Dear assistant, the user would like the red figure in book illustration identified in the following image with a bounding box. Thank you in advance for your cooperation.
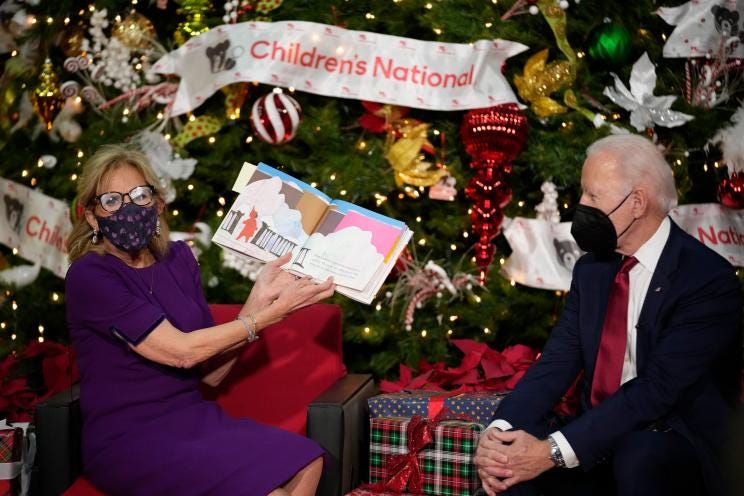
[237,208,258,242]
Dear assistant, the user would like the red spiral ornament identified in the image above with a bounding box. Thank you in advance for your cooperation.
[250,91,302,145]
[460,104,528,282]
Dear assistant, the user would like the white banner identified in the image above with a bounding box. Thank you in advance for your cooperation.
[501,217,581,291]
[657,0,744,58]
[669,203,744,266]
[151,20,528,116]
[0,179,71,278]
[501,204,744,291]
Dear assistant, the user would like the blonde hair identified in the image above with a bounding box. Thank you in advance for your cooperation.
[67,144,170,262]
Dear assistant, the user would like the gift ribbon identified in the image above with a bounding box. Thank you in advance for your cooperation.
[426,391,460,419]
[0,461,21,480]
[364,409,471,494]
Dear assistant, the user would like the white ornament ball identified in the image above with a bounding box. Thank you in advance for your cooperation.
[223,15,230,23]
[250,91,302,145]
[385,291,393,298]
[529,5,539,15]
[405,325,412,331]
[38,154,58,169]
[559,0,569,9]
[207,276,219,287]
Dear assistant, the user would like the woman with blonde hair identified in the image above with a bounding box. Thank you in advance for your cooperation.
[65,144,335,495]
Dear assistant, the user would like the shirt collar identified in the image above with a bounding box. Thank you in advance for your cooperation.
[632,217,670,274]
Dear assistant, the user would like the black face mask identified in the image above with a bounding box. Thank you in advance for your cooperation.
[570,191,636,254]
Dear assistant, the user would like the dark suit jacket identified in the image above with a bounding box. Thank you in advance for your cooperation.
[494,220,742,496]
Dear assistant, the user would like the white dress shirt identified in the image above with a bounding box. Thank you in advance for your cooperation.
[488,218,671,468]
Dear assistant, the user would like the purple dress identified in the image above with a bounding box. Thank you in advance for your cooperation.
[65,241,323,495]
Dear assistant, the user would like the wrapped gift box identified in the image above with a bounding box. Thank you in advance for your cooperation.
[369,416,483,496]
[368,390,505,427]
[0,425,23,496]
[345,488,416,496]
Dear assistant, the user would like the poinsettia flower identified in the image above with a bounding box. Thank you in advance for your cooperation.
[358,101,410,133]
[603,52,694,131]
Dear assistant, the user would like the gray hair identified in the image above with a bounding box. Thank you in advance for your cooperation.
[586,134,677,213]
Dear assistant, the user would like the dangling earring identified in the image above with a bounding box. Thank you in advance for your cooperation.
[155,218,161,237]
[91,229,99,244]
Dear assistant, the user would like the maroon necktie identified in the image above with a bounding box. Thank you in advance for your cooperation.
[590,256,639,407]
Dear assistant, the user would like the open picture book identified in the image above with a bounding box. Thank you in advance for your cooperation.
[213,162,413,304]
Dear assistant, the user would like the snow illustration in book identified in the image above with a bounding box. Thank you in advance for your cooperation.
[297,227,384,291]
[220,175,309,257]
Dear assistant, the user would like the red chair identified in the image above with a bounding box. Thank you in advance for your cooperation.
[35,303,373,496]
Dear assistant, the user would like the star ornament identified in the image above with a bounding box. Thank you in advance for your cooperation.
[603,52,694,132]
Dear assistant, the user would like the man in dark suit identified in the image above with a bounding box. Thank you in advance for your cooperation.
[474,134,741,496]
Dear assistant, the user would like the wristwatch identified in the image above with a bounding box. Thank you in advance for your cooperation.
[547,435,566,468]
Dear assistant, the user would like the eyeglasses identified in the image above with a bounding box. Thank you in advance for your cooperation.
[93,185,156,213]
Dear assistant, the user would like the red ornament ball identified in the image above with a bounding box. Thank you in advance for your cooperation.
[718,171,744,209]
[460,103,529,162]
[250,91,302,145]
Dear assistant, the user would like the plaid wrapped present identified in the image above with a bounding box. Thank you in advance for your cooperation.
[0,426,23,496]
[368,390,505,427]
[368,416,483,496]
[345,488,417,496]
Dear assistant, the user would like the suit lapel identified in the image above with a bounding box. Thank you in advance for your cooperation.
[636,220,684,372]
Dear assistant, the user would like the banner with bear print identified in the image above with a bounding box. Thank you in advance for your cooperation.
[501,204,743,291]
[657,0,744,58]
[0,178,71,278]
[500,217,581,291]
[150,20,528,116]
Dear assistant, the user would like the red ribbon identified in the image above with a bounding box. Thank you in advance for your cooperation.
[426,391,459,419]
[364,409,470,494]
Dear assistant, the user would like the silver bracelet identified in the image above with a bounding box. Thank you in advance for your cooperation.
[235,314,259,343]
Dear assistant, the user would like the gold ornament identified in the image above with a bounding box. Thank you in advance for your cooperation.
[385,121,447,187]
[32,58,63,131]
[60,24,86,56]
[174,0,211,46]
[514,49,574,118]
[112,12,157,50]
[222,83,250,120]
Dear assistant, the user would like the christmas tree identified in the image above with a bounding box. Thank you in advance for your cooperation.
[0,0,742,406]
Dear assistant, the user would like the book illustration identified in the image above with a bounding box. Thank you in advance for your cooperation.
[214,162,412,304]
[237,208,258,242]
[288,203,406,290]
[218,171,329,257]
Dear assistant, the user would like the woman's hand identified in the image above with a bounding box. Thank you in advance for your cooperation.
[266,274,335,324]
[242,253,336,324]
[242,253,296,312]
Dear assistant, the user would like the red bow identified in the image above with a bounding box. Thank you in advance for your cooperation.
[363,409,471,494]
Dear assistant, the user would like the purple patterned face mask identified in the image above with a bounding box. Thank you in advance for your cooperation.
[95,203,158,252]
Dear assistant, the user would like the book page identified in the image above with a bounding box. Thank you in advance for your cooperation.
[289,202,406,291]
[213,163,330,262]
[334,227,413,304]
